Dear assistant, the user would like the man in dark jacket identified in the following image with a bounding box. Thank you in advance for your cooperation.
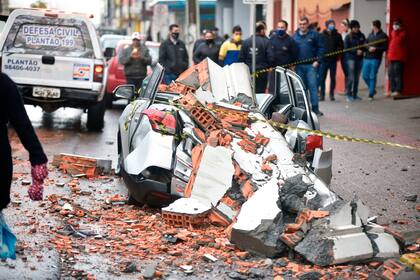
[159,24,189,84]
[119,32,152,91]
[362,20,388,100]
[1,73,48,211]
[267,20,298,93]
[293,17,325,115]
[193,30,221,64]
[239,23,270,93]
[318,19,343,101]
[344,20,366,101]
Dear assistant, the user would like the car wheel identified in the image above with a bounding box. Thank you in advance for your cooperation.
[87,98,105,131]
[127,194,144,207]
[104,93,113,109]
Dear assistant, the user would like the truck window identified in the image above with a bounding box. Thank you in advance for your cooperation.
[2,14,94,58]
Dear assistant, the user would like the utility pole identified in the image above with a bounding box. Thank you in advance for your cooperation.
[251,3,256,101]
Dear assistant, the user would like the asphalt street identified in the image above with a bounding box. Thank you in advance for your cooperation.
[1,91,419,279]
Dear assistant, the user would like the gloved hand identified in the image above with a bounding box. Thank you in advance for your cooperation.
[29,163,48,201]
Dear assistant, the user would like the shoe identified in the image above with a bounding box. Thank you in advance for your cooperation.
[314,110,324,116]
[319,96,325,101]
[346,96,354,102]
[354,96,362,101]
[368,97,374,101]
[391,91,401,97]
[330,96,335,101]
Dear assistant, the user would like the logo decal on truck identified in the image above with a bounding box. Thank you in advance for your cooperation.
[73,63,90,81]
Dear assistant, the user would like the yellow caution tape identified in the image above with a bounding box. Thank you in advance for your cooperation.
[252,38,388,77]
[154,99,420,151]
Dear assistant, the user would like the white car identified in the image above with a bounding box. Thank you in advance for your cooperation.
[0,9,108,131]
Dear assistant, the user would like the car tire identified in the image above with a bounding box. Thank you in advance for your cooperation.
[127,195,144,207]
[87,98,105,131]
[104,93,113,109]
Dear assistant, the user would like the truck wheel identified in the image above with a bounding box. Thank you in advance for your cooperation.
[87,99,105,131]
[104,93,113,109]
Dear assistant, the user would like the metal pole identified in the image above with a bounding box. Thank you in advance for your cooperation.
[251,3,257,103]
[196,0,201,39]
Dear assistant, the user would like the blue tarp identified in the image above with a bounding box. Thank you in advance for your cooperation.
[0,212,17,260]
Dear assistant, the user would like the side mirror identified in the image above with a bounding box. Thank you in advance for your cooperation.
[104,47,115,59]
[113,85,135,100]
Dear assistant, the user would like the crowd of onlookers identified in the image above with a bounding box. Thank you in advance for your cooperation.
[120,17,408,116]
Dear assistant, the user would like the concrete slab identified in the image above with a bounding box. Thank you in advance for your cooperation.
[331,232,374,264]
[368,232,400,260]
[190,146,235,208]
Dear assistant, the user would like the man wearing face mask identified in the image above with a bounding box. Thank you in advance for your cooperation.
[362,20,388,101]
[267,20,298,94]
[239,23,270,93]
[193,30,221,64]
[293,17,325,116]
[318,19,343,101]
[219,25,242,66]
[159,24,189,84]
[387,18,407,97]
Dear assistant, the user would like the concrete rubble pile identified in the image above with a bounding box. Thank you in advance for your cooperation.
[160,58,401,266]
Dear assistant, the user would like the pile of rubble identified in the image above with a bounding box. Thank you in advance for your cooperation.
[159,58,402,266]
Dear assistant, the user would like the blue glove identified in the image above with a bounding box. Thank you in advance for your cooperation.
[0,212,17,260]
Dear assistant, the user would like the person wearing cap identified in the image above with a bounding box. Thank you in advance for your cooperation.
[211,27,224,45]
[159,24,189,84]
[343,20,366,102]
[193,30,221,64]
[293,16,325,116]
[362,20,388,101]
[192,29,208,55]
[387,18,407,97]
[318,19,343,101]
[119,32,152,91]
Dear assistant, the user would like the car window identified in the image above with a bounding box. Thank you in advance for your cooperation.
[289,75,307,110]
[2,14,94,58]
[274,68,292,105]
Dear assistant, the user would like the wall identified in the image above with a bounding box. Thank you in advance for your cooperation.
[389,0,420,96]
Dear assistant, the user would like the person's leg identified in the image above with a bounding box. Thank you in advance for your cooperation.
[329,61,337,100]
[394,61,404,93]
[268,71,275,94]
[353,59,363,99]
[362,59,372,96]
[388,61,396,93]
[307,65,320,113]
[0,157,13,211]
[318,62,328,100]
[346,59,355,101]
[370,59,380,97]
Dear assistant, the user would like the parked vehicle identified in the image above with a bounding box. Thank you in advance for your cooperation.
[105,40,160,107]
[0,9,107,131]
[116,61,332,207]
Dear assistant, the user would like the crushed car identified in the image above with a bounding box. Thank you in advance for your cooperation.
[115,59,400,265]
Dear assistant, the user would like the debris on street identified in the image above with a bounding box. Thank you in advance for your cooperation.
[52,153,112,178]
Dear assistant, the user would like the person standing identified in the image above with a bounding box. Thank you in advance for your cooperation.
[212,27,224,45]
[362,20,388,100]
[387,18,407,97]
[219,25,242,66]
[193,30,221,64]
[239,23,270,93]
[159,24,189,85]
[192,29,207,55]
[344,20,366,102]
[293,17,325,116]
[340,19,350,90]
[318,19,343,101]
[118,32,152,91]
[267,20,298,93]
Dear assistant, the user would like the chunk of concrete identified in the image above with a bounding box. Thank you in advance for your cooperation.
[327,200,362,232]
[367,232,400,260]
[162,198,210,215]
[190,146,234,208]
[311,148,332,185]
[230,181,285,257]
[331,232,373,264]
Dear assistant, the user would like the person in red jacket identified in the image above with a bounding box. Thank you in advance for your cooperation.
[387,18,408,97]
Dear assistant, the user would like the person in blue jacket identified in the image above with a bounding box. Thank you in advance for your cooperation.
[267,20,298,94]
[293,17,325,116]
[343,20,366,102]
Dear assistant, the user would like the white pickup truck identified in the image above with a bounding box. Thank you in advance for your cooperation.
[0,9,107,131]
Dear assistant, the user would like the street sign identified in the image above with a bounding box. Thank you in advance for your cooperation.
[243,0,267,4]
